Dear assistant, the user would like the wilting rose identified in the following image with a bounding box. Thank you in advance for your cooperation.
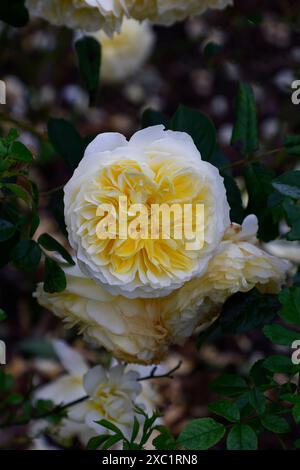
[91,18,155,83]
[26,0,233,34]
[34,216,290,364]
[64,126,230,298]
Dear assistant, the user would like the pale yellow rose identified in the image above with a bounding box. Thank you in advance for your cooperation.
[34,216,290,365]
[26,0,123,35]
[26,0,233,34]
[64,126,230,299]
[34,263,202,364]
[91,18,155,83]
[168,215,291,327]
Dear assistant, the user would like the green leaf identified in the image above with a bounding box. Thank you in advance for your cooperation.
[75,36,101,105]
[203,42,222,59]
[248,389,266,415]
[247,12,263,26]
[284,135,300,156]
[209,400,240,422]
[0,1,29,28]
[87,435,110,450]
[278,287,300,326]
[130,417,140,443]
[272,171,300,200]
[244,163,278,241]
[4,183,32,205]
[280,393,300,405]
[0,309,6,322]
[102,434,124,450]
[17,339,56,359]
[6,128,19,144]
[0,219,16,242]
[153,426,177,450]
[35,399,56,417]
[141,109,170,129]
[47,118,85,171]
[221,173,244,224]
[294,438,300,449]
[263,355,297,375]
[282,200,300,241]
[231,83,258,156]
[96,419,123,436]
[249,360,272,388]
[198,289,279,347]
[0,370,13,392]
[227,424,258,450]
[10,141,33,163]
[6,393,23,405]
[12,240,42,272]
[263,324,300,346]
[292,404,300,424]
[44,257,67,293]
[177,418,225,450]
[210,374,248,397]
[49,190,67,237]
[170,105,216,161]
[261,414,290,434]
[38,233,74,265]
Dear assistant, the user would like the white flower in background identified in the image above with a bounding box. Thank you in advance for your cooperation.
[68,364,142,440]
[34,221,289,364]
[32,339,93,445]
[34,339,88,404]
[91,19,155,83]
[31,341,156,445]
[26,0,233,34]
[64,126,230,298]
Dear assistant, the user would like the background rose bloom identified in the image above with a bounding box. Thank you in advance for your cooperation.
[64,126,230,298]
[31,341,156,446]
[25,0,123,34]
[91,18,155,83]
[26,0,233,34]
[34,216,290,365]
[68,364,142,440]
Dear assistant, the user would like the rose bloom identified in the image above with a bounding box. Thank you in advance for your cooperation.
[64,126,230,298]
[26,0,233,34]
[91,18,155,83]
[31,341,154,445]
[68,364,142,440]
[34,216,290,364]
[25,0,123,35]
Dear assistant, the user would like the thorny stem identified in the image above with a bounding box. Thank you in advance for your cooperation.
[137,361,182,382]
[41,184,65,197]
[221,147,283,171]
[0,395,89,429]
[0,363,182,429]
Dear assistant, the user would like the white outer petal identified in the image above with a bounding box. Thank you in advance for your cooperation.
[52,339,88,376]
